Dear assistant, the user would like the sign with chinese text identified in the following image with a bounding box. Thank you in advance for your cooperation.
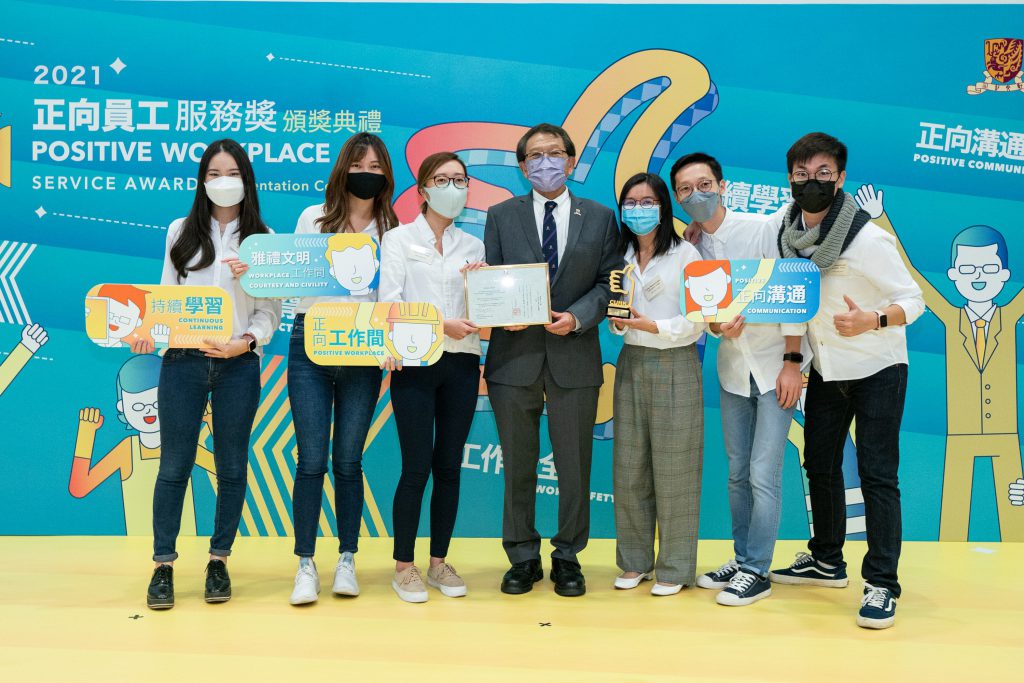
[682,259,820,324]
[85,284,232,348]
[239,233,380,298]
[304,302,444,366]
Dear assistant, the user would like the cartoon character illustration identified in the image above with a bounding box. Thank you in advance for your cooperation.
[326,234,380,296]
[0,323,48,397]
[856,184,1024,540]
[70,354,216,535]
[86,284,149,348]
[385,302,440,367]
[684,260,733,321]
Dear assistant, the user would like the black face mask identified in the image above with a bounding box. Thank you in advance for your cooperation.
[346,172,387,200]
[791,180,836,214]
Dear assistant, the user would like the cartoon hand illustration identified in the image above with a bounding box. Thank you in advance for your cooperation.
[78,407,104,431]
[151,323,170,344]
[1010,478,1024,506]
[21,323,49,354]
[854,184,885,220]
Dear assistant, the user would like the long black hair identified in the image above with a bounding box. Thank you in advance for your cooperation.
[170,139,268,281]
[617,172,680,259]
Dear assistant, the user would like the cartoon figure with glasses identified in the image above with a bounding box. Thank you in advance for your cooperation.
[855,184,1024,540]
[70,354,216,535]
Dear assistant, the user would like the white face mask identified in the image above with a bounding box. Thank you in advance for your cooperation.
[424,184,468,220]
[205,176,245,208]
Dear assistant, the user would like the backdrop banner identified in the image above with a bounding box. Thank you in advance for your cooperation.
[2,1,1023,543]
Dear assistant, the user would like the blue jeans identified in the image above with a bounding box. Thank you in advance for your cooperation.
[289,314,382,557]
[804,364,907,597]
[719,375,794,577]
[152,348,261,562]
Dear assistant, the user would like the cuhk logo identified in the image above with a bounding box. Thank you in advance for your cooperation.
[967,38,1024,95]
[0,126,9,187]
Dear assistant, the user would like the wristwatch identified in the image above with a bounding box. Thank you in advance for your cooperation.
[242,333,257,352]
[876,311,888,329]
[782,352,803,364]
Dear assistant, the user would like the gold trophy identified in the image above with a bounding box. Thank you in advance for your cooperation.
[606,263,636,319]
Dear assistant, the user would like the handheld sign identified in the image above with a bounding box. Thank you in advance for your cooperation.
[85,284,233,348]
[305,301,444,367]
[239,233,380,298]
[682,258,820,324]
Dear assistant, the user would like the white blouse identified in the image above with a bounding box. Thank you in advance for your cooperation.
[379,214,486,356]
[610,240,706,349]
[294,203,381,314]
[161,217,281,355]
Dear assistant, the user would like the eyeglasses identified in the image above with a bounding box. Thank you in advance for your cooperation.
[525,150,568,162]
[958,264,1001,275]
[109,314,134,325]
[791,168,837,183]
[674,178,715,198]
[131,401,158,412]
[431,175,469,189]
[622,199,659,210]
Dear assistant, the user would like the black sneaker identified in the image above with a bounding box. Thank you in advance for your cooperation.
[716,570,772,606]
[147,564,174,610]
[769,552,848,587]
[857,583,897,629]
[696,559,739,590]
[205,559,232,603]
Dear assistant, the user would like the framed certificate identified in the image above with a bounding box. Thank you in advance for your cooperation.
[464,263,552,328]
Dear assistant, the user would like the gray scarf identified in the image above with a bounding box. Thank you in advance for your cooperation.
[777,191,869,271]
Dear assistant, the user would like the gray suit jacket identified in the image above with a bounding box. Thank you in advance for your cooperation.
[483,191,622,389]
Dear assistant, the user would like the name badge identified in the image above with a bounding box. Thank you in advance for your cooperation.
[828,260,850,276]
[643,276,665,300]
[408,245,434,264]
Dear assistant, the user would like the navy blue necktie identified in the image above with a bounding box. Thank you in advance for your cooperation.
[542,200,558,277]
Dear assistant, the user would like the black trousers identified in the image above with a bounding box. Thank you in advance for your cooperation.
[390,352,480,562]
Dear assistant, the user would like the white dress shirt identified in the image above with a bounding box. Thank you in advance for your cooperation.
[697,209,811,397]
[294,203,380,314]
[609,240,705,349]
[379,213,486,356]
[795,217,925,381]
[966,303,996,344]
[161,217,281,355]
[532,188,571,263]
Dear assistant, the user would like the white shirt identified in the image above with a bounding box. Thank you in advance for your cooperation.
[294,203,380,314]
[795,218,925,381]
[965,303,996,343]
[697,209,811,397]
[379,213,486,356]
[609,240,705,349]
[532,188,571,263]
[161,217,281,355]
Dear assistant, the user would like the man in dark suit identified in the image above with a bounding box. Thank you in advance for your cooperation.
[484,123,622,597]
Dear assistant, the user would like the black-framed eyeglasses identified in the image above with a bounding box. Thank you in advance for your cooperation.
[791,168,837,184]
[622,199,659,210]
[675,178,715,198]
[431,175,469,189]
[525,150,568,162]
[958,264,1001,275]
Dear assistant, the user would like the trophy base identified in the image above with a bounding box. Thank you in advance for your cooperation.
[606,307,631,319]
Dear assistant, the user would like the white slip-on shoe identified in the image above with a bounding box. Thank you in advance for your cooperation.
[650,582,683,596]
[614,572,653,590]
[290,561,320,605]
[333,552,359,596]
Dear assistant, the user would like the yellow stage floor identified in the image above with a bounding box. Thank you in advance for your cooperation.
[0,537,1019,682]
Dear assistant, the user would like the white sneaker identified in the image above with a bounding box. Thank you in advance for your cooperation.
[650,582,683,596]
[392,565,428,603]
[614,572,653,590]
[289,561,320,605]
[332,552,359,596]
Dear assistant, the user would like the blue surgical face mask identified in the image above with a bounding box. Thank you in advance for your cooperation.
[681,190,720,223]
[622,207,660,235]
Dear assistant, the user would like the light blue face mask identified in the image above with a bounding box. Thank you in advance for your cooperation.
[681,190,720,223]
[622,207,660,235]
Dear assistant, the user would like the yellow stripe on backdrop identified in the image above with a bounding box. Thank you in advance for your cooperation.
[242,357,288,536]
[360,373,393,538]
